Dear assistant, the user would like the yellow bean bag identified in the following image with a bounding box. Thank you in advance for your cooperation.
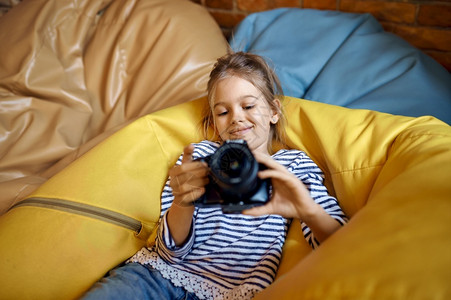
[0,97,450,299]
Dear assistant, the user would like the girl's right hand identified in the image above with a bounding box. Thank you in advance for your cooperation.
[169,144,209,208]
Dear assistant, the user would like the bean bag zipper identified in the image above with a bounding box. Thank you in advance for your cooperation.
[9,197,142,234]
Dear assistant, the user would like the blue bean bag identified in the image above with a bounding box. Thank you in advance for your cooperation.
[230,8,451,124]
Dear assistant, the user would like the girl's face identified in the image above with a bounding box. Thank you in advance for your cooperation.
[212,76,279,155]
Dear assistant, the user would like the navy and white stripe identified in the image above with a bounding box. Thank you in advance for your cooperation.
[129,140,347,299]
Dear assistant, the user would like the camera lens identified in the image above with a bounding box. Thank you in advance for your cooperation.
[209,140,259,200]
[219,149,248,179]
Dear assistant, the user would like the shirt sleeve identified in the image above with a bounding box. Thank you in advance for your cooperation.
[154,210,196,264]
[291,152,348,249]
[154,141,218,264]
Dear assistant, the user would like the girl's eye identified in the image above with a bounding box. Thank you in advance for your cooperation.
[244,105,255,110]
[216,111,228,116]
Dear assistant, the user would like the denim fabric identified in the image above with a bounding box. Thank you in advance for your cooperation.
[81,263,199,300]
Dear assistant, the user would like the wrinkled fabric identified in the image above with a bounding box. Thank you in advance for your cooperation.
[0,0,228,214]
[230,8,451,124]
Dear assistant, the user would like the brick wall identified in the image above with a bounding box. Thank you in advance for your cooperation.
[2,0,449,71]
[194,0,451,72]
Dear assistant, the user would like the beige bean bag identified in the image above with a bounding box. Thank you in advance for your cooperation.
[0,0,228,214]
[1,97,450,299]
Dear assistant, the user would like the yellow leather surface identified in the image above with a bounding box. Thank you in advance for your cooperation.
[260,98,451,299]
[0,98,206,300]
[2,96,449,299]
[0,207,144,299]
[2,0,449,298]
[0,114,167,299]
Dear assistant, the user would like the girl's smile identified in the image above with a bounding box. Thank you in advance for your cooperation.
[228,125,253,136]
[212,76,279,155]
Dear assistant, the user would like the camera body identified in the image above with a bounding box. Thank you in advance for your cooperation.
[194,140,271,213]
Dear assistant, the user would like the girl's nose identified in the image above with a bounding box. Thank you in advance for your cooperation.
[230,109,244,123]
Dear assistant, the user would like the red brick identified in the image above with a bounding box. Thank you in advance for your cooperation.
[383,23,451,52]
[206,0,233,10]
[303,0,336,10]
[209,11,247,28]
[274,0,301,8]
[237,0,271,12]
[340,0,416,24]
[425,50,451,72]
[418,4,451,27]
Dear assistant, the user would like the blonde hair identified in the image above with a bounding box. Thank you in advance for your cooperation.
[202,51,287,154]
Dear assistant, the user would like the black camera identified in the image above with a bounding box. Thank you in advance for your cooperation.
[194,140,271,213]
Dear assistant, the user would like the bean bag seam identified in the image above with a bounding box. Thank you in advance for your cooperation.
[143,116,170,169]
[331,164,384,175]
[403,133,451,139]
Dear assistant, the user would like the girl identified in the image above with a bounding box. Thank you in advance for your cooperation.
[83,52,347,300]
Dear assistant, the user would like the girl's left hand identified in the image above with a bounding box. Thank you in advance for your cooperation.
[242,152,320,220]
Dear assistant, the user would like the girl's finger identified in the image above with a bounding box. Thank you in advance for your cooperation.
[242,203,273,216]
[258,169,286,181]
[172,177,209,195]
[169,160,208,179]
[182,144,195,164]
[174,187,206,205]
[253,152,286,171]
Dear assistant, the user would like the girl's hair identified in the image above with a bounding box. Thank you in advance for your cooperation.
[202,51,286,154]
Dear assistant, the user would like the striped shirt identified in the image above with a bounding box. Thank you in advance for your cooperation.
[129,140,347,299]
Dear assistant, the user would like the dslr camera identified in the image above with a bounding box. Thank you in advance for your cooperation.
[194,140,271,213]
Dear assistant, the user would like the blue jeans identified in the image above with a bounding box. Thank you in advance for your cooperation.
[82,263,200,300]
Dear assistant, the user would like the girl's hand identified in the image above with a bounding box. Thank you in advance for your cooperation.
[169,144,209,208]
[167,144,209,246]
[242,152,320,220]
[243,152,342,243]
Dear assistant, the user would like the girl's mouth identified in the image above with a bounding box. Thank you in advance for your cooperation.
[229,126,253,136]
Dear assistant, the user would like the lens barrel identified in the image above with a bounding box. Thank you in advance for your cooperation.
[209,140,259,200]
[193,140,270,213]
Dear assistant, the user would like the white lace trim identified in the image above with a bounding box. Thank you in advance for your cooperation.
[128,248,263,300]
